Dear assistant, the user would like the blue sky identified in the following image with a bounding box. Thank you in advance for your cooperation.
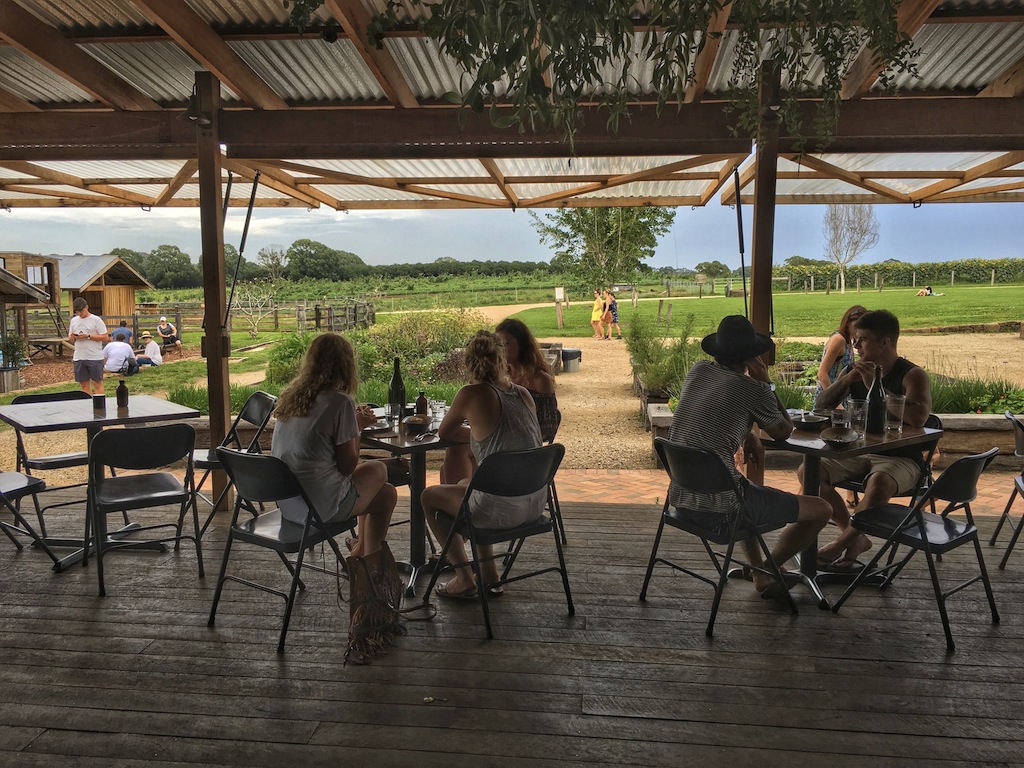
[2,200,1021,271]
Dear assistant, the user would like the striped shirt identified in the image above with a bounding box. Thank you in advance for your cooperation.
[667,360,787,516]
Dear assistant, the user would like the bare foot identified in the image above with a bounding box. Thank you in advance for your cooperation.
[844,533,873,564]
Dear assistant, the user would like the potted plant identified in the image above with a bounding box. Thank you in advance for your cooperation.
[0,331,28,393]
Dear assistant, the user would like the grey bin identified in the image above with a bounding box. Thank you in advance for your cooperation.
[561,348,582,373]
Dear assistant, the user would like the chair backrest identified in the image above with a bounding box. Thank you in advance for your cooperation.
[465,444,565,499]
[1006,411,1024,458]
[216,447,308,506]
[222,391,277,452]
[921,447,998,507]
[90,423,196,473]
[12,390,92,405]
[654,437,745,500]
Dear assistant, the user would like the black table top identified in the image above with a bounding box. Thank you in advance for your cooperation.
[765,425,942,460]
[0,394,200,433]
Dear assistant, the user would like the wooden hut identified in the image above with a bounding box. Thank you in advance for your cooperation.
[53,254,152,319]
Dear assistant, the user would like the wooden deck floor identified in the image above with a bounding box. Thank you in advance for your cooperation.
[1,485,1023,767]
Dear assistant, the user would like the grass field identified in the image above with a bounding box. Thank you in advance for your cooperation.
[514,284,1024,338]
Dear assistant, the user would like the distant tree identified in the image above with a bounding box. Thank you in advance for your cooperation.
[146,245,201,289]
[231,279,278,339]
[784,254,829,268]
[693,260,731,279]
[286,239,367,281]
[823,204,880,293]
[110,247,147,277]
[257,245,288,281]
[530,207,675,287]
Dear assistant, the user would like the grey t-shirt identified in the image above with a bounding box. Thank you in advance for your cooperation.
[271,390,359,524]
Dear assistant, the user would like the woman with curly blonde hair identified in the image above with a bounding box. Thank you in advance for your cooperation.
[424,330,544,599]
[272,333,395,557]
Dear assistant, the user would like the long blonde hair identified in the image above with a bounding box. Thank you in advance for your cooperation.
[274,333,357,420]
[463,330,507,384]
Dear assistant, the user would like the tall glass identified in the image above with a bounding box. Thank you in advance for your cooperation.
[847,398,868,437]
[885,393,906,434]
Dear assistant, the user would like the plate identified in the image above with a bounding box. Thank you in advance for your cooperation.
[821,427,858,446]
[792,414,829,432]
[362,421,392,433]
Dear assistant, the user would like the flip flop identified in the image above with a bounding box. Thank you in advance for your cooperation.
[758,573,802,600]
[436,581,479,601]
[819,557,864,573]
[487,585,504,597]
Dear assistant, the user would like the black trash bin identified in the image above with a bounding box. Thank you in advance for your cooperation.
[561,348,582,373]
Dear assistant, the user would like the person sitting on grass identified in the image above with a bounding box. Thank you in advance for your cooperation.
[136,331,162,367]
[110,320,133,345]
[102,338,139,376]
[157,316,183,351]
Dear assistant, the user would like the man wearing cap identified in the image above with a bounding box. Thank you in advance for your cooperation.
[136,331,162,367]
[157,316,182,351]
[666,315,831,597]
[68,297,107,395]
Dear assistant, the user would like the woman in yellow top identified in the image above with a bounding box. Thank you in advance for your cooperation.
[590,289,605,338]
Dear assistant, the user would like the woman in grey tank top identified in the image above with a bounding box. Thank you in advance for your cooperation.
[422,331,545,600]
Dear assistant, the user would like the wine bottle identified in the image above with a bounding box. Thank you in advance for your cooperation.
[115,378,129,408]
[415,390,428,416]
[387,357,406,421]
[865,364,886,435]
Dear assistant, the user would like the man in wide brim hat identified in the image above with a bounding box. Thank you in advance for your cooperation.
[700,315,774,363]
[664,314,831,599]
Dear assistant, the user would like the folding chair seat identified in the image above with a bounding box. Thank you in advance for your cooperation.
[831,447,1000,652]
[12,390,93,536]
[193,391,277,538]
[85,423,204,596]
[422,443,573,639]
[208,447,355,653]
[640,438,797,638]
[839,413,943,512]
[0,471,59,564]
[990,411,1024,569]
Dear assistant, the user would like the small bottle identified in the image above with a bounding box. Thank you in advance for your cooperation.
[865,364,886,435]
[415,390,428,416]
[116,378,129,408]
[387,357,406,422]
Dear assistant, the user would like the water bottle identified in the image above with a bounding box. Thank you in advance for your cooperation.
[116,378,129,408]
[387,357,406,424]
[865,364,886,435]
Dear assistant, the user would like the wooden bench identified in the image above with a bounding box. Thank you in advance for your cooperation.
[647,403,673,468]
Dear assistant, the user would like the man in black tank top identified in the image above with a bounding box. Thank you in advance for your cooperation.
[813,310,933,569]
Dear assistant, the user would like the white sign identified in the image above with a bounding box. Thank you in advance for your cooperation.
[694,273,707,284]
[554,287,565,302]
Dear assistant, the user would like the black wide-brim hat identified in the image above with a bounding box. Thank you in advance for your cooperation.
[701,315,773,362]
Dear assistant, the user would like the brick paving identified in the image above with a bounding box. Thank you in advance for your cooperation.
[403,467,1019,518]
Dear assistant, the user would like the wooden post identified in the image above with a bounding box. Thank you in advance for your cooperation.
[991,269,996,285]
[657,299,664,321]
[195,70,231,509]
[912,271,916,287]
[951,270,955,285]
[856,277,861,292]
[555,301,564,330]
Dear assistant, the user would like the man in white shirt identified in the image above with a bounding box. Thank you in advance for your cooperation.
[136,331,162,367]
[103,339,138,376]
[68,297,107,394]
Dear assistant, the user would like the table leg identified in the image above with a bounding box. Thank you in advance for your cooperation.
[797,456,830,610]
[398,451,434,597]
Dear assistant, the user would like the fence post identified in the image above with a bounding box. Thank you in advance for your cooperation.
[873,272,878,288]
[314,304,322,330]
[991,269,996,285]
[810,275,815,292]
[951,270,955,286]
[657,299,664,321]
[856,277,861,292]
[912,271,916,287]
[787,276,791,291]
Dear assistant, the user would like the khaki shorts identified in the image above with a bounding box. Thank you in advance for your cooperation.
[821,454,922,495]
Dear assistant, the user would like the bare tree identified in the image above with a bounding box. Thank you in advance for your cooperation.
[257,246,287,281]
[823,205,879,293]
[232,279,278,339]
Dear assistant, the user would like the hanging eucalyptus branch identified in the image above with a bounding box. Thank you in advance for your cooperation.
[285,0,918,149]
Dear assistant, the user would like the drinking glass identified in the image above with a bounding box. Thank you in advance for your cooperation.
[847,398,868,437]
[831,408,850,430]
[885,393,906,434]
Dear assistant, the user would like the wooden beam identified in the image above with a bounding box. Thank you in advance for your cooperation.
[840,0,943,100]
[926,179,1024,201]
[132,0,288,111]
[719,160,756,204]
[0,88,40,113]
[749,61,780,345]
[154,160,197,206]
[194,71,230,508]
[0,160,156,205]
[979,54,1024,98]
[913,151,1024,201]
[479,159,520,208]
[784,154,911,202]
[0,2,160,110]
[685,3,732,104]
[323,0,420,109]
[222,158,328,209]
[0,184,136,204]
[699,156,742,205]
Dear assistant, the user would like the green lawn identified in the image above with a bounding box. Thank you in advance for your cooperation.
[514,284,1024,339]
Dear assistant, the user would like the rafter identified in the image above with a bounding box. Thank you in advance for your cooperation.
[913,151,1024,201]
[979,54,1024,98]
[237,159,347,210]
[840,0,943,100]
[132,0,287,110]
[0,184,140,205]
[783,154,910,202]
[0,88,40,113]
[155,159,197,206]
[685,3,732,104]
[323,0,419,108]
[719,160,757,204]
[479,159,520,208]
[0,160,156,205]
[927,179,1024,201]
[0,2,159,111]
[699,156,742,205]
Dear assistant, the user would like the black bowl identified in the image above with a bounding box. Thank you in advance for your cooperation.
[792,413,829,432]
[821,427,858,447]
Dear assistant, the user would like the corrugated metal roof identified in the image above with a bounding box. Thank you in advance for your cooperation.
[53,254,152,289]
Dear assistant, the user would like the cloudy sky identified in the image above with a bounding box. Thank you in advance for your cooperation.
[3,199,1022,271]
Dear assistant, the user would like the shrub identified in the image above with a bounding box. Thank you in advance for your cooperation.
[166,384,282,415]
[265,330,315,385]
[628,313,707,395]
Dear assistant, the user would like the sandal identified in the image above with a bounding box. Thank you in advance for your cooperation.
[436,581,479,601]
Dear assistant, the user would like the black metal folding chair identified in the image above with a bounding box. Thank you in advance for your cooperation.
[831,447,1000,652]
[193,390,277,538]
[85,423,204,596]
[208,447,355,653]
[640,438,797,637]
[991,410,1024,569]
[0,471,58,564]
[421,444,573,639]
